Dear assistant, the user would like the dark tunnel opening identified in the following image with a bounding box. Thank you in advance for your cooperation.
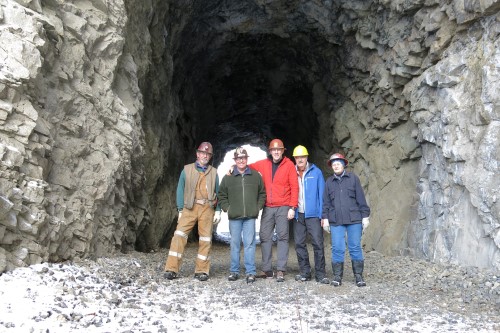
[138,2,346,252]
[172,30,340,166]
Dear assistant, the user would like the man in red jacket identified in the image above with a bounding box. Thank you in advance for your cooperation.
[251,139,299,282]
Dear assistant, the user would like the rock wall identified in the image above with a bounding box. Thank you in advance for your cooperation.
[0,0,154,271]
[0,0,499,273]
[329,1,500,268]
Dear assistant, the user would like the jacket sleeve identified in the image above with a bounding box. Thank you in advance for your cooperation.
[317,170,325,219]
[321,179,331,219]
[354,174,370,218]
[218,176,229,212]
[257,174,267,210]
[176,170,186,210]
[248,160,257,172]
[249,160,264,174]
[214,173,221,212]
[288,163,299,207]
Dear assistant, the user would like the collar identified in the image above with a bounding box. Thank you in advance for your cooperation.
[195,161,208,172]
[333,170,346,180]
[296,162,310,172]
[232,166,251,176]
[269,156,283,165]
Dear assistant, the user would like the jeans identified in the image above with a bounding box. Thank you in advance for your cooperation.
[330,223,363,263]
[229,218,257,275]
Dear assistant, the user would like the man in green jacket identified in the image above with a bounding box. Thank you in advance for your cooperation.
[218,147,266,283]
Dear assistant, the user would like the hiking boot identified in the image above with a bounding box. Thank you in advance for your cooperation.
[276,271,285,282]
[295,273,312,282]
[228,273,239,281]
[164,271,177,280]
[316,277,330,284]
[246,274,256,283]
[194,273,209,281]
[257,271,274,279]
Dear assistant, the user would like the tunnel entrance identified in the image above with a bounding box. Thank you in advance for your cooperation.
[139,2,344,252]
[168,11,341,165]
[140,1,371,254]
[137,0,500,271]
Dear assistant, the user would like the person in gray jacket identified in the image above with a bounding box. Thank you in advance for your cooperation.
[218,147,267,283]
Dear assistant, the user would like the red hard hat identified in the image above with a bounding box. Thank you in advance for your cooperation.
[197,142,213,154]
[327,153,349,166]
[268,138,285,150]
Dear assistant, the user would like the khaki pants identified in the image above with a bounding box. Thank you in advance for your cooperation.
[164,204,215,274]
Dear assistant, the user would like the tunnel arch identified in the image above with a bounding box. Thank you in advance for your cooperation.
[139,3,349,251]
[135,1,499,271]
[139,1,410,255]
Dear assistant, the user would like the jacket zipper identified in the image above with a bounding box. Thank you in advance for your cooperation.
[241,175,246,217]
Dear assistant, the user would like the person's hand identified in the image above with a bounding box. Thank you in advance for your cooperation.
[213,211,221,225]
[362,217,370,231]
[322,219,330,233]
[177,211,182,223]
[226,165,235,176]
[287,208,295,220]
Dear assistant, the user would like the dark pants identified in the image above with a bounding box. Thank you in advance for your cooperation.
[293,213,326,279]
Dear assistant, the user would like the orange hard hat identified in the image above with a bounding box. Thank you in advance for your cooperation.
[327,153,348,166]
[268,139,285,150]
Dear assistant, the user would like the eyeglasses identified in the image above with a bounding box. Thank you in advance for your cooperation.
[234,157,247,162]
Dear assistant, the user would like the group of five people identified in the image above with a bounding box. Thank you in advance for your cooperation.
[163,139,370,287]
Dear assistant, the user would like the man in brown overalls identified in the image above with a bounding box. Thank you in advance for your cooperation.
[164,142,221,281]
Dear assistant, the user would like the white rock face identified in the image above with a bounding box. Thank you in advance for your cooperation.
[0,0,499,272]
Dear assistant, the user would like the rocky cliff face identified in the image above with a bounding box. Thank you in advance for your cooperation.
[0,0,499,272]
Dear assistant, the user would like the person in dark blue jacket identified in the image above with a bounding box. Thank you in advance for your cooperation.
[292,145,329,284]
[322,153,370,287]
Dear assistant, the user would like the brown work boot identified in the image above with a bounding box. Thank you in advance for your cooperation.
[257,271,274,279]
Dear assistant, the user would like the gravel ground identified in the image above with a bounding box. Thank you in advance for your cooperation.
[0,241,499,333]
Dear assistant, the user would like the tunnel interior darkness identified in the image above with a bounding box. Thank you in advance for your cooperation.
[171,21,341,166]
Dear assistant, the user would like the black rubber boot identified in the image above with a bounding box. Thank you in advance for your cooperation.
[352,260,366,287]
[331,262,343,287]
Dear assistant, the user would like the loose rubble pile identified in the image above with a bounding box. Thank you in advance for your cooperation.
[0,243,498,332]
